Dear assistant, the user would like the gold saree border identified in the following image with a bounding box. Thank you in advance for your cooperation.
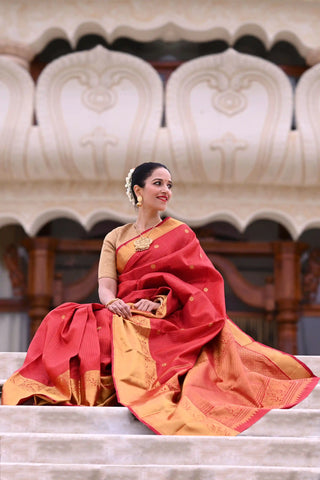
[112,313,318,436]
[2,369,115,406]
[227,319,314,379]
[116,217,183,274]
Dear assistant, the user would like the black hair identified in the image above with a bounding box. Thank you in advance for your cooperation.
[131,162,170,204]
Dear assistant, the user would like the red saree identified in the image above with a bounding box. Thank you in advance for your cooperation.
[2,217,319,436]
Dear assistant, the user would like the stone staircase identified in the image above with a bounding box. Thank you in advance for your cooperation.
[0,353,319,479]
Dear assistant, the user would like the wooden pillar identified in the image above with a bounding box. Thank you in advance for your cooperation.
[273,242,305,354]
[24,237,57,340]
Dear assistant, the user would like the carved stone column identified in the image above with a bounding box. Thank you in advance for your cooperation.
[273,242,306,354]
[24,237,57,339]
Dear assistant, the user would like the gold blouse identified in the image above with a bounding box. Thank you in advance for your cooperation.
[98,224,136,280]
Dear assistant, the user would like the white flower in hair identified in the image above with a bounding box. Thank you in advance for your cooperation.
[125,168,135,205]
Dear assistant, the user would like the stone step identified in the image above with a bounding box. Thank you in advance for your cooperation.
[1,463,320,480]
[1,433,319,467]
[297,356,320,376]
[1,405,320,437]
[292,384,320,409]
[0,352,26,385]
[0,406,152,436]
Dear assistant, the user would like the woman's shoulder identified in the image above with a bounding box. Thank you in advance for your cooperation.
[166,217,193,231]
[103,223,134,243]
[163,217,197,240]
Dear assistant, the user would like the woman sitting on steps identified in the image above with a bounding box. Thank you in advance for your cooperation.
[2,162,319,436]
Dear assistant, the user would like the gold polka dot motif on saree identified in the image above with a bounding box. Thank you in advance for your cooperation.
[150,264,156,270]
[204,287,208,292]
[189,296,194,302]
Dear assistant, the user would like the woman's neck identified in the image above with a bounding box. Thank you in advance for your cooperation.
[135,211,162,231]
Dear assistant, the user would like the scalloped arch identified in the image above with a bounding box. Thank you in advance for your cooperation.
[0,216,28,234]
[243,210,299,239]
[297,219,320,239]
[71,22,110,48]
[24,15,314,62]
[31,27,72,53]
[30,21,311,59]
[1,208,320,241]
[27,208,86,237]
[84,209,135,232]
[167,209,244,233]
[233,24,270,48]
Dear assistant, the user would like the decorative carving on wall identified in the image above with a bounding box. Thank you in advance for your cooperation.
[166,49,293,185]
[210,133,247,183]
[35,45,163,180]
[81,76,119,113]
[81,127,118,177]
[213,89,247,117]
[0,46,319,238]
[0,58,34,181]
[296,62,320,184]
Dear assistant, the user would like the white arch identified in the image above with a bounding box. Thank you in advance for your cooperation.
[243,210,299,239]
[84,209,136,232]
[27,208,86,236]
[0,215,27,234]
[298,219,320,239]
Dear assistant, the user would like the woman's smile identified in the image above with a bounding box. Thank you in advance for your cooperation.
[157,194,168,202]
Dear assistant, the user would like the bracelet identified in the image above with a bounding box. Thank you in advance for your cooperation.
[154,295,164,306]
[105,298,120,307]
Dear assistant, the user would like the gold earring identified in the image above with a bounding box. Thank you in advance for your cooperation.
[136,195,143,207]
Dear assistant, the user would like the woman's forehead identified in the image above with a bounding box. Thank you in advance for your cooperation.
[148,167,172,181]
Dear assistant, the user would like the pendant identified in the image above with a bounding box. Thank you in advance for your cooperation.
[134,236,153,251]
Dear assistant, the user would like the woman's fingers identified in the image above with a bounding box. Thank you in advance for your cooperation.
[107,299,159,318]
[108,300,132,319]
[134,299,159,312]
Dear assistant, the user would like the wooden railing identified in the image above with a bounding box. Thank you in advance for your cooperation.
[4,236,303,354]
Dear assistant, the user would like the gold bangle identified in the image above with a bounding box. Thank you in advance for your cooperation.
[105,298,120,307]
[154,295,164,306]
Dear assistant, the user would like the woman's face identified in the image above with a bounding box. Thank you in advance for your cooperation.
[136,167,173,212]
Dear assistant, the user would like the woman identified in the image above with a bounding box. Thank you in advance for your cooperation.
[2,162,319,436]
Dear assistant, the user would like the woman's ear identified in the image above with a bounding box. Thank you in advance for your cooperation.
[133,185,141,197]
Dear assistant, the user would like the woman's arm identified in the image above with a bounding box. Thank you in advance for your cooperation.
[98,277,132,319]
[98,277,161,317]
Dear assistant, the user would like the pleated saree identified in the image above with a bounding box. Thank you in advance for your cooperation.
[2,217,319,435]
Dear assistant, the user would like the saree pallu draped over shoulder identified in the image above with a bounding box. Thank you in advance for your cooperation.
[2,217,319,436]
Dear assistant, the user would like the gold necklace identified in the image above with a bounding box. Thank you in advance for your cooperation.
[133,221,161,252]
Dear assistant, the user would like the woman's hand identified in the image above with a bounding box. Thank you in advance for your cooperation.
[99,278,131,319]
[134,299,160,313]
[106,298,132,319]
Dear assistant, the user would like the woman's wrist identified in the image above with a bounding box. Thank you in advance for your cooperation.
[105,298,120,307]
